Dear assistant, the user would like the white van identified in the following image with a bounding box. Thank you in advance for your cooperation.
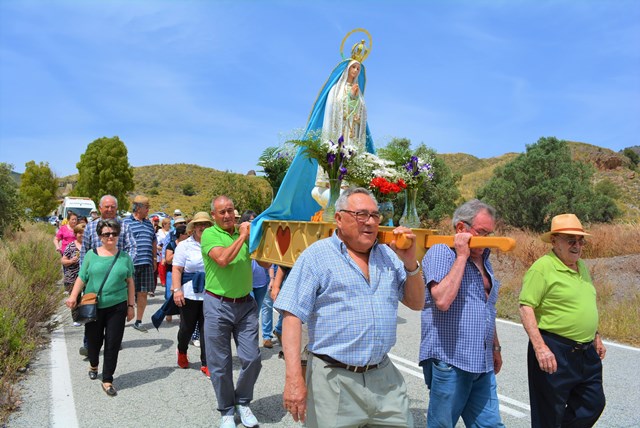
[58,197,97,220]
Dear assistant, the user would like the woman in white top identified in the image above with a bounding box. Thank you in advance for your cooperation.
[172,212,212,378]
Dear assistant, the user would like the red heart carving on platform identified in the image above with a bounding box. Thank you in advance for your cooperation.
[275,226,291,256]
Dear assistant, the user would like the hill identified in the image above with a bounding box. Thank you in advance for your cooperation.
[436,141,639,221]
[59,164,273,217]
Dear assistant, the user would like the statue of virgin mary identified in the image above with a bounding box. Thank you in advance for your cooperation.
[249,36,375,252]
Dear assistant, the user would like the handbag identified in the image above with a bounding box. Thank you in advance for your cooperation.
[73,249,121,324]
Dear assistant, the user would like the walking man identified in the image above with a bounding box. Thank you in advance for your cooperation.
[419,199,505,427]
[123,195,157,332]
[520,213,606,427]
[275,187,426,427]
[201,196,268,428]
[80,194,136,354]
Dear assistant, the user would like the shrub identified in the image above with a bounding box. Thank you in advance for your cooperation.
[0,223,63,421]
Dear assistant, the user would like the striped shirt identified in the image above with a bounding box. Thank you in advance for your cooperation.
[274,232,407,367]
[122,215,156,266]
[419,244,500,374]
[80,217,137,266]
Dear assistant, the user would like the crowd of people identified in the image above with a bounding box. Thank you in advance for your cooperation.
[55,191,606,428]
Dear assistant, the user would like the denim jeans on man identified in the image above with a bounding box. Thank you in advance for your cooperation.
[423,359,504,428]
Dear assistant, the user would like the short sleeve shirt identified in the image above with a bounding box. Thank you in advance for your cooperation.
[200,223,252,298]
[274,232,407,367]
[122,216,155,266]
[79,250,134,309]
[519,251,598,343]
[419,244,500,374]
[173,236,205,300]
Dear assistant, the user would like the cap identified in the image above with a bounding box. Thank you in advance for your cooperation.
[173,216,186,225]
[90,209,98,213]
[174,209,182,215]
[234,209,240,219]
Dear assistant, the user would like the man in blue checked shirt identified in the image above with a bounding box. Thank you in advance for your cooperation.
[275,187,426,428]
[419,199,505,427]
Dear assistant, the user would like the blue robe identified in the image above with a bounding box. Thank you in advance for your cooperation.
[249,59,375,252]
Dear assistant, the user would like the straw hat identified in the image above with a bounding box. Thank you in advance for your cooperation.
[541,213,591,243]
[187,211,213,234]
[173,216,186,225]
[133,195,150,205]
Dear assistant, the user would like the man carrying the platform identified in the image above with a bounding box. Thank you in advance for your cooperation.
[275,187,426,427]
[201,195,270,428]
[419,199,505,427]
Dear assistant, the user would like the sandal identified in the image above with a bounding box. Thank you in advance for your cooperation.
[88,366,98,380]
[101,382,117,396]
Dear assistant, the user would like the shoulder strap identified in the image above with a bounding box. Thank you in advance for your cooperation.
[96,251,121,299]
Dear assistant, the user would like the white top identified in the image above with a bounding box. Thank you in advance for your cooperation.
[172,236,205,301]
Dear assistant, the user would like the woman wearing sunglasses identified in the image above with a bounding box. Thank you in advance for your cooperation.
[66,218,135,397]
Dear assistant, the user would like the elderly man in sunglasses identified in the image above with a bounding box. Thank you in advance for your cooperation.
[519,213,606,427]
[275,187,426,428]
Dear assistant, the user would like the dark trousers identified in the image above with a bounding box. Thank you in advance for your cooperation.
[527,334,606,428]
[85,301,127,383]
[177,299,206,365]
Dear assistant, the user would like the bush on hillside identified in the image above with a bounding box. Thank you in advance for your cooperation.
[477,137,620,232]
[0,163,23,239]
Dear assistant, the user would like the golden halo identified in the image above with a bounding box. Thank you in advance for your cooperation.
[340,28,372,62]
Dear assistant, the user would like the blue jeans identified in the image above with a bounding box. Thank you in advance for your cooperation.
[165,271,173,300]
[423,359,504,428]
[260,289,282,339]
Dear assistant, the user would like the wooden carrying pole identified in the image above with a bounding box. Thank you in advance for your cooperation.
[378,232,516,252]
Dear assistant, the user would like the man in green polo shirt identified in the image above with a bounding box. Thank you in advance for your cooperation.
[519,213,606,427]
[201,195,266,428]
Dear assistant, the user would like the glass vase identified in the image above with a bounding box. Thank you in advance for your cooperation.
[322,178,342,222]
[399,187,420,228]
[378,200,394,227]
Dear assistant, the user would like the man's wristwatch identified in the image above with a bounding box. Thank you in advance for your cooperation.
[493,345,502,352]
[172,288,182,293]
[405,260,421,277]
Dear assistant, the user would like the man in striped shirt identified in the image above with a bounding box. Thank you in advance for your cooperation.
[123,195,157,332]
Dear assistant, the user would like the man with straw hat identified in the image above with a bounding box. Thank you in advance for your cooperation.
[519,213,606,427]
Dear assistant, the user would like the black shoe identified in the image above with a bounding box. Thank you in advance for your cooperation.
[88,367,98,380]
[102,382,117,396]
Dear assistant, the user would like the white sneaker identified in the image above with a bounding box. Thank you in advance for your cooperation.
[219,415,235,428]
[191,339,200,348]
[236,405,258,427]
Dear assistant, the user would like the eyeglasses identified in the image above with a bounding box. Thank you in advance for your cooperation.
[100,232,119,238]
[555,236,588,247]
[463,222,494,237]
[339,209,381,224]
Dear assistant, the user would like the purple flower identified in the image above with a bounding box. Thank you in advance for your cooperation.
[338,135,344,145]
[338,166,348,180]
[327,153,336,168]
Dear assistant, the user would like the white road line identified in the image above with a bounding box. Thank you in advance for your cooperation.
[496,318,640,352]
[50,327,78,428]
[389,353,529,419]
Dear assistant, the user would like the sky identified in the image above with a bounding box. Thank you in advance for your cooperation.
[1,0,638,178]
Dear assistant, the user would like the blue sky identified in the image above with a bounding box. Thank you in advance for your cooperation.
[1,0,638,178]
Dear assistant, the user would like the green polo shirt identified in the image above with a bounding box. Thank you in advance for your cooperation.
[200,223,252,298]
[519,251,598,343]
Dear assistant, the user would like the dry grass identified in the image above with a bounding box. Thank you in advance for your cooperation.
[0,223,63,423]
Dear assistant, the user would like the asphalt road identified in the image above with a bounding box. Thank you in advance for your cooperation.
[8,290,640,428]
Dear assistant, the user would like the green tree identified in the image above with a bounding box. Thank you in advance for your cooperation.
[377,138,461,225]
[257,145,295,197]
[182,183,196,196]
[19,161,59,218]
[75,136,134,206]
[198,173,272,214]
[622,147,639,170]
[0,163,23,237]
[477,136,620,232]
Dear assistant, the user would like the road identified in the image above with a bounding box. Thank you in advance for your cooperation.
[8,292,640,427]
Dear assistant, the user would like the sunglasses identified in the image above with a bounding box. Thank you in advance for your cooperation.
[100,232,119,238]
[555,235,588,247]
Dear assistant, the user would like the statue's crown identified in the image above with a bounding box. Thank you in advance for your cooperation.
[350,39,369,62]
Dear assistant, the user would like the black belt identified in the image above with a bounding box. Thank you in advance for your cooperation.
[312,353,381,373]
[205,290,252,303]
[540,330,593,351]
